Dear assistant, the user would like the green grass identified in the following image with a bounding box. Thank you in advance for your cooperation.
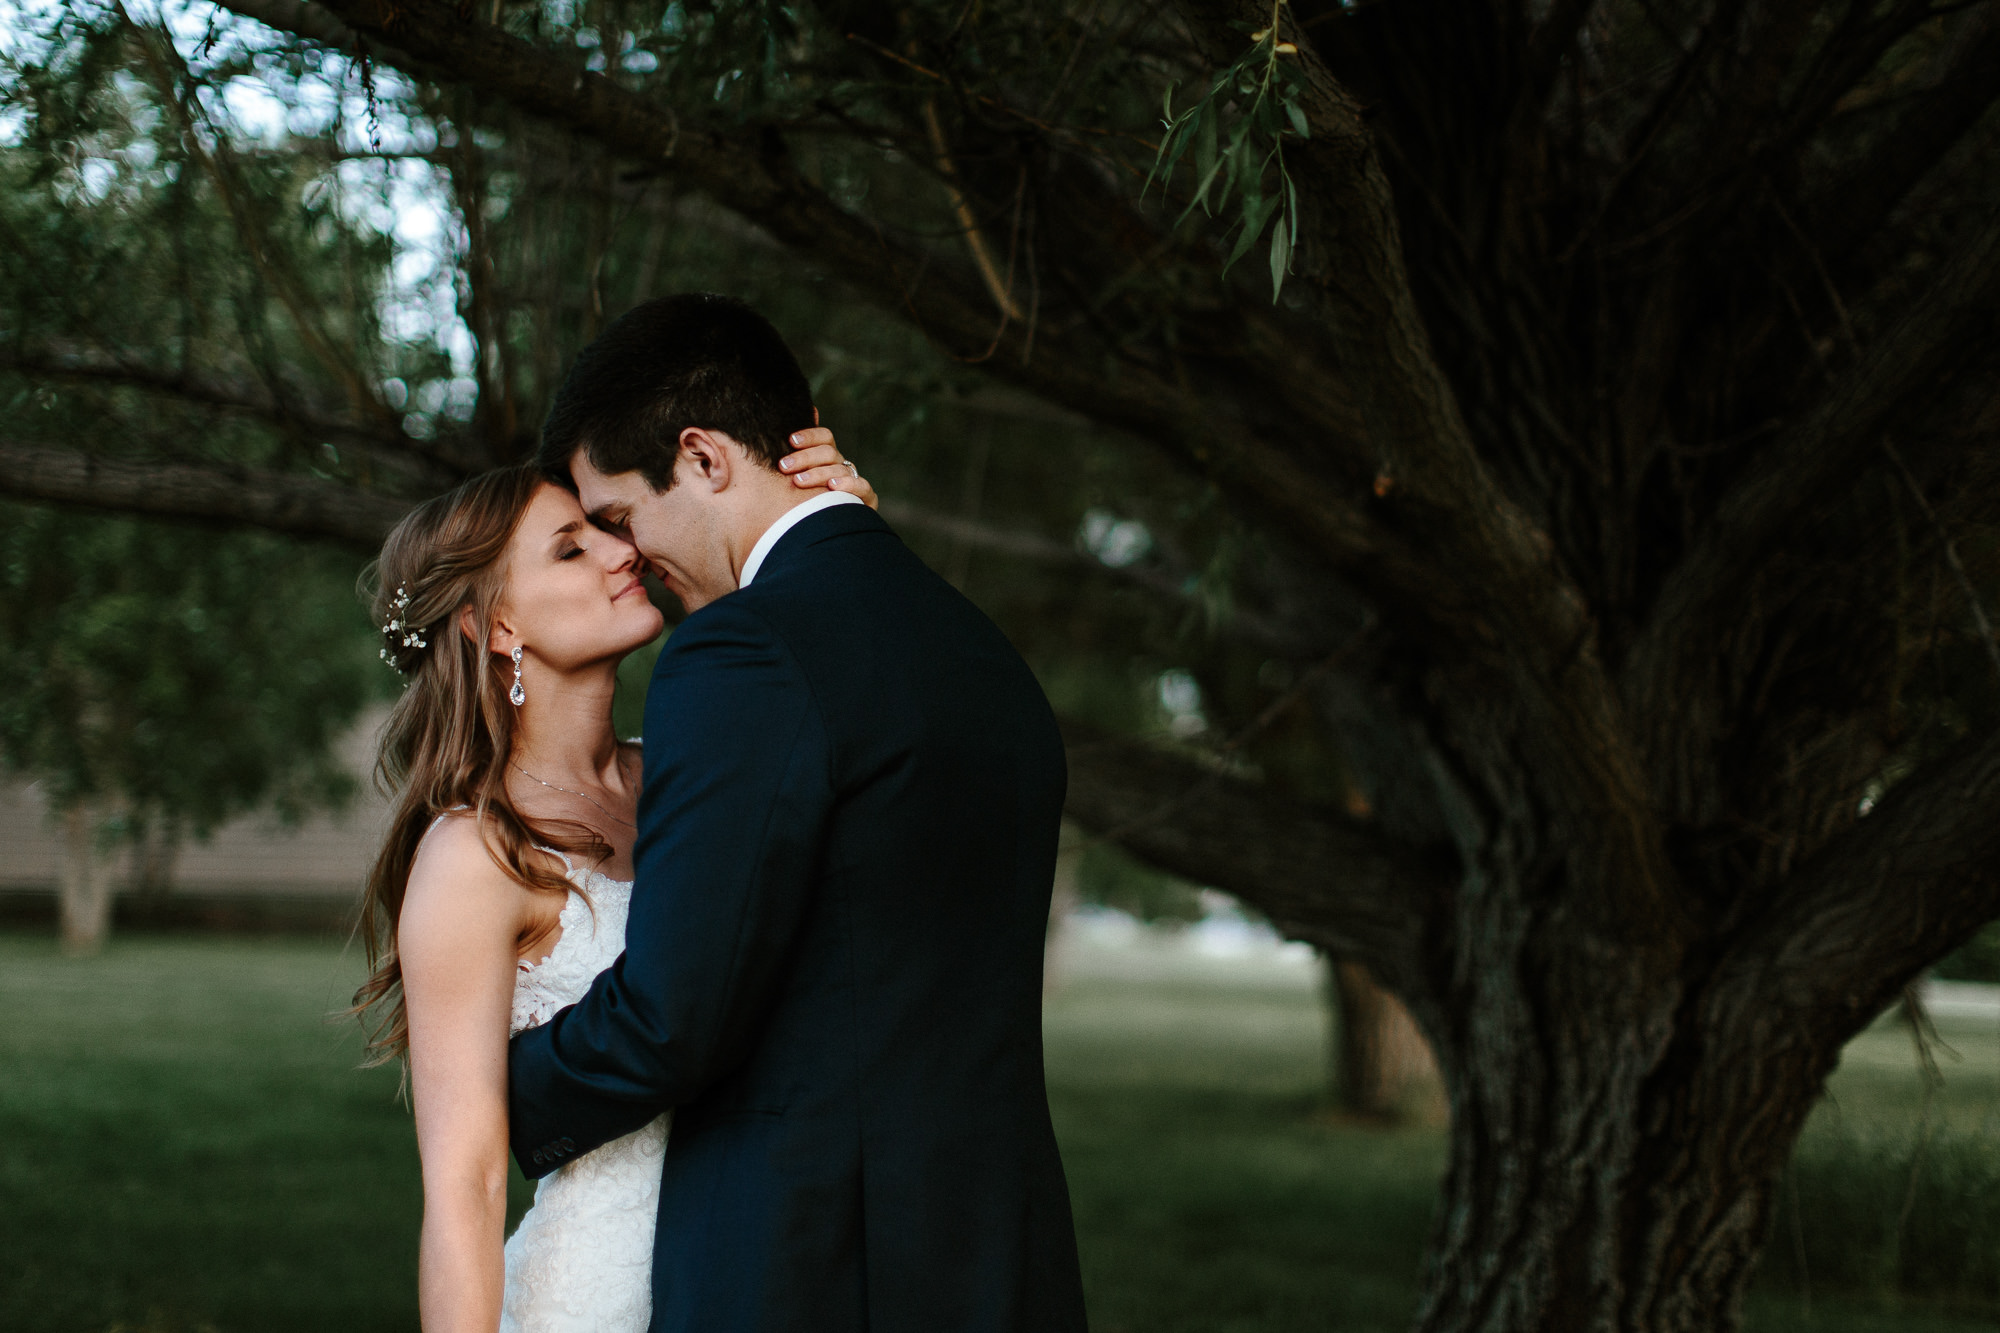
[1760,1015,2000,1314]
[2,933,1998,1331]
[1045,971,1437,1333]
[0,937,433,1332]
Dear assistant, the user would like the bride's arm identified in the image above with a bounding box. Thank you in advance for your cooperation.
[399,818,530,1333]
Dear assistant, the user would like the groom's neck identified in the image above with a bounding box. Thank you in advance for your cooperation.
[721,468,814,582]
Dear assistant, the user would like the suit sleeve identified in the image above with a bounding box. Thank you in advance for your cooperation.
[506,597,831,1178]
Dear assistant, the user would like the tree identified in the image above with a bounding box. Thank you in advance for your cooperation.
[0,20,396,951]
[3,0,1998,1326]
[1328,958,1440,1122]
[0,502,385,951]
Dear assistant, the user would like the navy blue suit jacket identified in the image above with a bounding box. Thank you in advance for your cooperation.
[506,503,1087,1332]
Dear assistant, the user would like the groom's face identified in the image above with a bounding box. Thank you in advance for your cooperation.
[570,450,721,611]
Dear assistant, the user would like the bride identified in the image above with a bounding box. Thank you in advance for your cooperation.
[351,430,874,1332]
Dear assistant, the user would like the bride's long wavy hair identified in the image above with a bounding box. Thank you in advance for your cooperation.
[352,464,606,1066]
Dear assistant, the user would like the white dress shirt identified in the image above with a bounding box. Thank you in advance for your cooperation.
[738,489,867,589]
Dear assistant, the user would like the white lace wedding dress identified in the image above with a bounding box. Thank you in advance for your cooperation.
[499,856,669,1333]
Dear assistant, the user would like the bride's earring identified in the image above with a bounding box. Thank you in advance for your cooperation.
[510,645,526,707]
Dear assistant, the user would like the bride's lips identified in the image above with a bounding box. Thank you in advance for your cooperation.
[613,575,646,601]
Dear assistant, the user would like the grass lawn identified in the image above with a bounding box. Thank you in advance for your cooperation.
[2,931,1998,1332]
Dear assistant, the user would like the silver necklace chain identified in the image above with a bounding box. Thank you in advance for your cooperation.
[509,761,638,829]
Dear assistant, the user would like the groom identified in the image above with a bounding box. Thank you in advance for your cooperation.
[508,293,1088,1332]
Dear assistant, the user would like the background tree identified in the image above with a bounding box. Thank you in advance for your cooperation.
[0,18,397,951]
[4,0,2000,1327]
[0,504,384,950]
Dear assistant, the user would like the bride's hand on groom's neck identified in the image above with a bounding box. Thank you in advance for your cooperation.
[780,427,878,510]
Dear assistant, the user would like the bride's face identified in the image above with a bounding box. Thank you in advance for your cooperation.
[491,482,665,671]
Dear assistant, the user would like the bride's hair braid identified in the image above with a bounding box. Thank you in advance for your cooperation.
[351,464,607,1067]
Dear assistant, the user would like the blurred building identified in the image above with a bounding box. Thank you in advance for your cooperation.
[0,708,390,932]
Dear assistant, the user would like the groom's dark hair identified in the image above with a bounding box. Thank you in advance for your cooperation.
[536,293,815,491]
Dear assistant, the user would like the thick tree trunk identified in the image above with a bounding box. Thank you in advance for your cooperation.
[1418,1042,1830,1332]
[59,804,116,956]
[1327,958,1441,1121]
[1411,895,1846,1333]
[1073,647,2000,1333]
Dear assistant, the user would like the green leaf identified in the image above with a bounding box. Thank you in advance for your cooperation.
[1224,215,1262,271]
[1269,217,1292,301]
[1216,123,1255,211]
[1224,191,1280,272]
[1145,104,1198,198]
[1208,139,1235,216]
[1285,99,1309,139]
[1177,150,1228,224]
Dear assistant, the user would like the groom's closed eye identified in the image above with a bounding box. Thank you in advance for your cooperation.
[590,513,634,541]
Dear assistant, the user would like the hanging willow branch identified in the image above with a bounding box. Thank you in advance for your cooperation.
[1146,0,1309,298]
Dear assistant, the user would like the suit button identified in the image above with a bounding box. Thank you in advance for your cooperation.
[531,1150,544,1166]
[559,1137,575,1151]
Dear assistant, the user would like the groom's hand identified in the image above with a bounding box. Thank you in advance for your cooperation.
[781,427,878,509]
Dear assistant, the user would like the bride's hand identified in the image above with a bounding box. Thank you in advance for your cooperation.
[780,426,879,510]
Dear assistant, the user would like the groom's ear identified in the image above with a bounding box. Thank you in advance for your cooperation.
[676,427,733,493]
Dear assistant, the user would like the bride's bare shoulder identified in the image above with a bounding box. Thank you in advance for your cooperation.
[400,811,526,947]
[412,807,501,872]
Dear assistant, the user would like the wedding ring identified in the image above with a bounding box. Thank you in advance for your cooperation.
[843,460,859,476]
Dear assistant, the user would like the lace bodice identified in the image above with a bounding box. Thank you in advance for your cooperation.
[500,857,667,1333]
[510,869,629,1036]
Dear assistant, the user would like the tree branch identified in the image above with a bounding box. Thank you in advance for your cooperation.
[438,87,528,466]
[0,345,474,480]
[236,0,999,341]
[1061,719,1452,990]
[1520,0,1596,123]
[879,498,1321,656]
[1711,0,1826,153]
[1710,726,2000,1049]
[123,7,401,435]
[1626,210,2000,805]
[0,439,410,547]
[1213,0,1691,949]
[1802,7,2000,262]
[221,0,371,50]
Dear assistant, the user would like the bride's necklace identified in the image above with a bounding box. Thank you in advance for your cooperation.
[510,761,638,829]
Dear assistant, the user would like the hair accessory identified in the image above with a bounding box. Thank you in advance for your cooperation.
[378,583,429,671]
[510,645,527,707]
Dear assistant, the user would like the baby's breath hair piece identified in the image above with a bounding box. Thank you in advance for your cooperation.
[378,583,430,672]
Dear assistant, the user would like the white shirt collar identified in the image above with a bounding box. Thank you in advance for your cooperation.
[738,490,867,589]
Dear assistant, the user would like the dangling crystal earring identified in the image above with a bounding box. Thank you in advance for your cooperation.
[509,646,526,707]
